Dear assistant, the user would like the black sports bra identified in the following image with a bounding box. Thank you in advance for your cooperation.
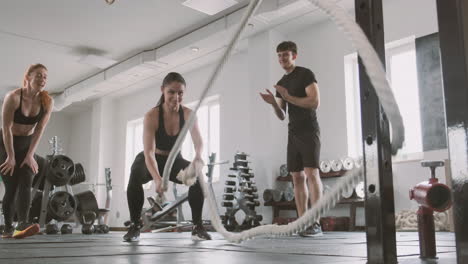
[155,105,185,151]
[13,89,44,125]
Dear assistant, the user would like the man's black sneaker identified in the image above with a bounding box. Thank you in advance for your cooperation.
[298,222,323,237]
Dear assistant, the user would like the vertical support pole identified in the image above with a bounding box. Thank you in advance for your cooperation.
[417,206,437,259]
[355,0,397,263]
[436,1,468,263]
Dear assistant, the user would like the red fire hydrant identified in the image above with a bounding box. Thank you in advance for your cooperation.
[409,160,452,259]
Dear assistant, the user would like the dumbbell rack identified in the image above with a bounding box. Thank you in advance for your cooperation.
[221,152,262,231]
[30,136,98,235]
[30,154,77,228]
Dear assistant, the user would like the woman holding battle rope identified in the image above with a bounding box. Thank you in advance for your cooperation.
[124,72,211,242]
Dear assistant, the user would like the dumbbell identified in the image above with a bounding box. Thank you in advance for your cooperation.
[224,187,236,193]
[246,200,260,207]
[94,224,110,234]
[243,193,259,199]
[60,224,73,234]
[225,180,236,186]
[222,201,234,207]
[223,194,235,200]
[243,182,256,187]
[234,160,249,167]
[240,187,252,192]
[237,167,251,173]
[240,173,253,179]
[101,224,110,234]
[82,224,95,234]
[45,223,59,235]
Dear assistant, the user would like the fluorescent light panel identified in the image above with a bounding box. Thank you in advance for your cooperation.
[182,0,238,15]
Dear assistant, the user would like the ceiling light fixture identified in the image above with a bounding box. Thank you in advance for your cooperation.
[182,0,238,16]
[190,47,200,52]
[105,0,115,5]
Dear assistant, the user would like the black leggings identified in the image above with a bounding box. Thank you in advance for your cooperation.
[0,133,43,227]
[126,152,204,225]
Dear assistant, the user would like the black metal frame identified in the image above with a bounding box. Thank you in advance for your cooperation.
[355,0,397,263]
[436,1,468,263]
[354,0,468,263]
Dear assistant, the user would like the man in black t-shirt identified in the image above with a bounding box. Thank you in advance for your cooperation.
[260,41,323,236]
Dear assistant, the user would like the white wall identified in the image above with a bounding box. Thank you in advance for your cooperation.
[41,0,446,228]
[67,110,92,180]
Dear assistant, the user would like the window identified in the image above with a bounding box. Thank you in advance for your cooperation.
[124,95,221,190]
[344,52,362,159]
[385,39,422,155]
[345,37,422,158]
[181,95,220,181]
[125,117,152,190]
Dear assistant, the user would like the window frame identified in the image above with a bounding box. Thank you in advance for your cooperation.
[344,36,423,161]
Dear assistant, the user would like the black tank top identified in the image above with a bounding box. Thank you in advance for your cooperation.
[13,89,44,125]
[155,105,185,151]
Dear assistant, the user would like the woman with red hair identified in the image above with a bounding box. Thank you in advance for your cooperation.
[0,64,53,239]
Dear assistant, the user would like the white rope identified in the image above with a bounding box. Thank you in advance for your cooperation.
[160,0,406,243]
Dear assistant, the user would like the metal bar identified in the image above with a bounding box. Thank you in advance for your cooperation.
[150,193,189,222]
[39,180,51,227]
[436,0,468,263]
[355,0,397,263]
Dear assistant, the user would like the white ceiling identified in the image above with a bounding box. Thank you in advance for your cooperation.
[0,0,354,113]
[0,0,248,92]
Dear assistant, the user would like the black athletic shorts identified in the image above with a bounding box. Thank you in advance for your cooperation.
[287,129,321,172]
